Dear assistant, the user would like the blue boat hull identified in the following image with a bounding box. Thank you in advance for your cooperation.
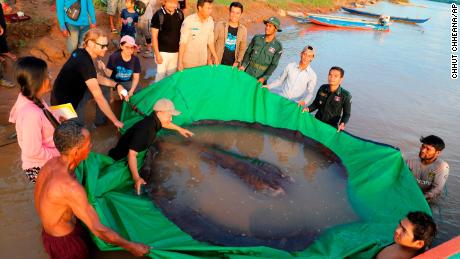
[341,7,430,23]
[308,15,389,31]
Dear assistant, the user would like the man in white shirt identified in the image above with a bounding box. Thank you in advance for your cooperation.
[263,45,317,106]
[405,135,449,202]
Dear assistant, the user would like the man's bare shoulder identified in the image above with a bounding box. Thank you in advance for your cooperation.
[38,158,84,198]
[376,244,416,259]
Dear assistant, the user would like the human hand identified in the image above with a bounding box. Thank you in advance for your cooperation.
[337,123,346,132]
[62,30,69,37]
[257,78,265,84]
[232,62,239,68]
[177,62,184,71]
[134,177,146,195]
[212,58,219,67]
[297,100,306,107]
[126,242,150,256]
[117,84,128,100]
[302,107,310,113]
[238,65,245,71]
[261,85,269,89]
[179,128,194,138]
[90,23,96,29]
[126,90,134,102]
[58,116,67,123]
[113,119,124,129]
[155,53,163,64]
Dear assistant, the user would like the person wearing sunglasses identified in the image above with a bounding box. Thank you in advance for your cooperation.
[98,35,141,102]
[51,28,125,130]
[262,45,317,108]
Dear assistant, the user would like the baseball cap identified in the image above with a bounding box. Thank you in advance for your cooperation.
[153,98,181,116]
[263,16,282,32]
[120,35,138,48]
[302,45,315,52]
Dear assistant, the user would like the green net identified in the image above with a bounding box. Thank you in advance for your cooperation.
[76,65,431,258]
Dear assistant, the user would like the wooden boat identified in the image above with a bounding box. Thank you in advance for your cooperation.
[413,236,460,259]
[341,7,430,23]
[307,14,389,31]
[286,11,310,23]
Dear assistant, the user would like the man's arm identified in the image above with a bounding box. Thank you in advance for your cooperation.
[151,28,162,64]
[303,72,317,105]
[207,21,218,65]
[162,122,194,137]
[266,64,289,89]
[340,94,352,125]
[128,149,146,195]
[260,47,283,83]
[88,0,97,26]
[178,17,190,71]
[236,26,248,66]
[56,0,68,35]
[336,94,352,132]
[240,36,255,69]
[305,87,322,113]
[65,181,149,256]
[207,42,219,65]
[86,78,124,129]
[425,164,449,200]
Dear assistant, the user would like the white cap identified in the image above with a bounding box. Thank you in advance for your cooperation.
[153,98,181,116]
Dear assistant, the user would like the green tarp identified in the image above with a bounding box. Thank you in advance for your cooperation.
[76,65,431,258]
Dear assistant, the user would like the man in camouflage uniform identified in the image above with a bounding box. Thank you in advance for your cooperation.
[239,16,283,84]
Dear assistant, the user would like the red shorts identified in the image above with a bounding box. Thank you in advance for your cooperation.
[42,223,90,259]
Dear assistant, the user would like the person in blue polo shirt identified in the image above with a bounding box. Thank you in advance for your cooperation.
[56,0,97,53]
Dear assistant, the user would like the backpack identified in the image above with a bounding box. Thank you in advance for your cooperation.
[134,0,147,16]
[157,7,184,31]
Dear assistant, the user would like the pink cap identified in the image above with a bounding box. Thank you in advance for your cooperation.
[120,35,138,48]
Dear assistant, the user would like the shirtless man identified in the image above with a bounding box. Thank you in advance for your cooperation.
[35,120,150,258]
[376,211,437,259]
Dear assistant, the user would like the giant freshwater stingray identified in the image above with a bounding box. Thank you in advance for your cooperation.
[140,120,354,252]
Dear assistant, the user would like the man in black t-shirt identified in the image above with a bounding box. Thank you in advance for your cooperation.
[151,0,184,82]
[109,98,194,194]
[213,2,247,67]
[51,29,127,129]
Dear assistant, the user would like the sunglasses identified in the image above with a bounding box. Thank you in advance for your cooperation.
[94,41,109,49]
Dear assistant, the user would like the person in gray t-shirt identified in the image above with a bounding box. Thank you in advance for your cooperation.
[405,135,449,202]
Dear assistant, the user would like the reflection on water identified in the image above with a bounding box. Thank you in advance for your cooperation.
[141,121,357,251]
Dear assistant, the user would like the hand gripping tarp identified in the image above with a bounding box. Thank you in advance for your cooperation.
[75,65,431,258]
